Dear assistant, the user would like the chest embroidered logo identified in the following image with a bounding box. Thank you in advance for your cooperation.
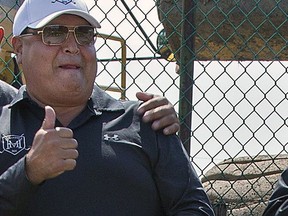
[0,134,30,155]
[103,134,120,141]
[51,0,76,5]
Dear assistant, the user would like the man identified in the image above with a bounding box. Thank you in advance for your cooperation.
[0,80,17,105]
[0,0,214,215]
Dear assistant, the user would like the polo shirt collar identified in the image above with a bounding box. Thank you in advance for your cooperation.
[9,85,125,113]
[9,85,30,107]
[90,85,125,112]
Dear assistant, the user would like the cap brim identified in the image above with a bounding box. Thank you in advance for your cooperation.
[28,9,101,29]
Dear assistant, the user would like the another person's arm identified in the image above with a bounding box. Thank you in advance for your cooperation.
[136,92,179,135]
[263,168,288,216]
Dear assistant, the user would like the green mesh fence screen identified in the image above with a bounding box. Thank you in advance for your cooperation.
[1,0,288,215]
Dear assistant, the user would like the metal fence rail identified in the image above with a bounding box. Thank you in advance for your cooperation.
[1,0,288,215]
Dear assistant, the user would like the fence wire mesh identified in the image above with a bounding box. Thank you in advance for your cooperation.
[1,0,288,215]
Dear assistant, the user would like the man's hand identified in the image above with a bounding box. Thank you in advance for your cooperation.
[25,106,78,185]
[136,92,180,135]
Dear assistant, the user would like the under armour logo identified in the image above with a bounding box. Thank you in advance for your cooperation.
[0,134,30,155]
[103,134,120,141]
[51,0,76,5]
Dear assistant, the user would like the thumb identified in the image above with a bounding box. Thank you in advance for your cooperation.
[136,92,154,102]
[41,106,56,130]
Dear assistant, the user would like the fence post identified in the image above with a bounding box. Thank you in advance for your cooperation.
[178,0,196,154]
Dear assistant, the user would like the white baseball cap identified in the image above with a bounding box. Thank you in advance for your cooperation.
[13,0,101,36]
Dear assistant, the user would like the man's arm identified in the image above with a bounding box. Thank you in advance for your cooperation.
[149,133,214,215]
[136,92,180,135]
[0,157,38,215]
[0,106,78,215]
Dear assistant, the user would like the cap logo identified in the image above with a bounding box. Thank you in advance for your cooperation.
[51,0,76,5]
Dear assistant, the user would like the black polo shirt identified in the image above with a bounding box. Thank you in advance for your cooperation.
[0,85,214,216]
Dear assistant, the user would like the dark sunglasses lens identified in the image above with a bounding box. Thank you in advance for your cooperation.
[75,26,95,45]
[43,26,68,45]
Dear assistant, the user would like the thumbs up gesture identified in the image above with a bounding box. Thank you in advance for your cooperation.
[25,106,79,185]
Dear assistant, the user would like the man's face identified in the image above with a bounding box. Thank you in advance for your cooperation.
[13,14,97,107]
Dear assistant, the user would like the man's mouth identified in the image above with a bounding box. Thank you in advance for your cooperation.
[59,65,80,69]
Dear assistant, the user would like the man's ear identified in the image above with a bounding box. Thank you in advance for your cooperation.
[11,36,23,65]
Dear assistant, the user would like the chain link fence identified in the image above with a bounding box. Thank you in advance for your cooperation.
[1,0,288,215]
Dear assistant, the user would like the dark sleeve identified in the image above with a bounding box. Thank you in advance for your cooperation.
[154,134,215,216]
[0,81,17,106]
[0,157,38,216]
[263,168,288,216]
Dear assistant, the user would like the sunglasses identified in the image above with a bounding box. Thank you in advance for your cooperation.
[19,25,97,46]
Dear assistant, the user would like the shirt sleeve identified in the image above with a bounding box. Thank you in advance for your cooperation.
[0,157,38,215]
[0,81,17,106]
[263,168,288,216]
[153,134,215,216]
